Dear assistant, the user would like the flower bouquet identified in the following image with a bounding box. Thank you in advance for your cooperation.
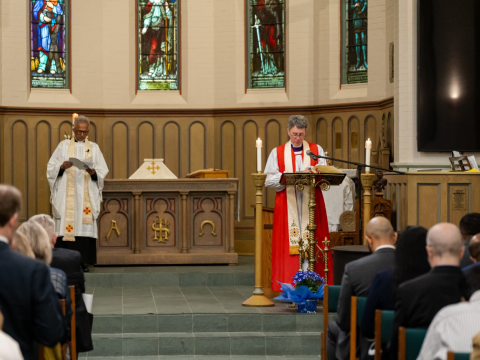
[274,270,325,313]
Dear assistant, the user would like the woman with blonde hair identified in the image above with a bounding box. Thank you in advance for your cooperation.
[11,231,35,259]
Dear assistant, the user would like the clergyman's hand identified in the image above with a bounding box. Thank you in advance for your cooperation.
[86,168,96,176]
[60,161,73,170]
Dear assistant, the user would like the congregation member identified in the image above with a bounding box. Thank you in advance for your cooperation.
[47,115,109,271]
[360,226,431,358]
[0,184,65,360]
[417,266,480,360]
[391,222,469,359]
[10,231,35,259]
[463,234,480,271]
[30,214,94,355]
[0,310,23,360]
[473,332,480,360]
[327,217,397,360]
[264,115,331,287]
[459,213,480,268]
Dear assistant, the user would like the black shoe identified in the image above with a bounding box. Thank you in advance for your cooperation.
[82,264,89,273]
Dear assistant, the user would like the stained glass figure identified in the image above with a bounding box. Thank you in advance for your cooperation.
[247,0,285,89]
[30,0,68,89]
[342,0,368,84]
[138,0,179,91]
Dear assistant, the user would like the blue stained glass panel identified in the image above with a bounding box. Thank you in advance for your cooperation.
[30,0,69,89]
[247,0,285,89]
[138,0,179,91]
[342,0,368,84]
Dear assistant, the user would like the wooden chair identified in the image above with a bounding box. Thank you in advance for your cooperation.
[321,285,342,359]
[69,285,77,360]
[350,296,367,360]
[447,351,471,360]
[374,309,395,360]
[398,327,428,360]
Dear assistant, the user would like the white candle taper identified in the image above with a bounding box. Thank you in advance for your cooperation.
[256,138,262,172]
[365,138,372,173]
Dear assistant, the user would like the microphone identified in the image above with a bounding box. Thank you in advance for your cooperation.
[306,150,318,160]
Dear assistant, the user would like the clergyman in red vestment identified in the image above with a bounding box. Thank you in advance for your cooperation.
[264,115,333,291]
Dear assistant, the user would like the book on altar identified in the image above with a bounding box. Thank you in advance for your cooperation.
[312,165,345,174]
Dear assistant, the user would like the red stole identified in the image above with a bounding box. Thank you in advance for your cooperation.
[271,142,333,291]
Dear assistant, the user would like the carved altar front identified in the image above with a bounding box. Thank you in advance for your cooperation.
[96,179,239,265]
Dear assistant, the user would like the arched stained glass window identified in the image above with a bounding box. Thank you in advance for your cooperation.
[138,0,179,91]
[247,0,285,89]
[341,0,368,84]
[30,0,69,89]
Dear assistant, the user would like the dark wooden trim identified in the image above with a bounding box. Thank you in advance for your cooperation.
[11,120,29,221]
[178,0,182,95]
[374,309,382,360]
[244,0,247,93]
[350,296,357,360]
[0,97,394,117]
[220,120,236,177]
[34,120,52,214]
[135,0,139,95]
[398,327,406,360]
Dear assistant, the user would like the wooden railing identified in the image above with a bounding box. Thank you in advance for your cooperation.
[383,174,408,232]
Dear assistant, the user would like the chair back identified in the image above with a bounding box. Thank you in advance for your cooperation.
[350,296,367,360]
[447,352,471,360]
[374,310,395,360]
[398,327,428,360]
[69,286,77,360]
[328,285,341,313]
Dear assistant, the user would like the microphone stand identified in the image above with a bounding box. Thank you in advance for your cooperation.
[307,153,404,241]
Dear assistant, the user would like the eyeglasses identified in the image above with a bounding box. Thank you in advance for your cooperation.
[75,130,89,135]
[290,133,305,138]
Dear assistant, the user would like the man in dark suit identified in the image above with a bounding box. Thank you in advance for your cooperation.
[391,222,469,359]
[327,217,397,360]
[459,213,480,268]
[30,214,94,355]
[0,185,65,360]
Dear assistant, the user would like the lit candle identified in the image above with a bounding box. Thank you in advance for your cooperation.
[256,138,262,172]
[365,138,372,173]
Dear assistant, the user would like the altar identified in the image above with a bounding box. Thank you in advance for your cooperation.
[96,178,239,265]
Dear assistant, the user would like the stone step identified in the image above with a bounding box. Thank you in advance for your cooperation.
[93,313,334,334]
[85,271,254,288]
[82,355,321,360]
[88,332,322,357]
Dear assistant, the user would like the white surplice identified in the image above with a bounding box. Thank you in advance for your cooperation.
[322,176,355,232]
[264,144,326,231]
[47,139,109,239]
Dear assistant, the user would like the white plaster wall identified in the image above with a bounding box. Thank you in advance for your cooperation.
[0,0,393,110]
[393,0,480,169]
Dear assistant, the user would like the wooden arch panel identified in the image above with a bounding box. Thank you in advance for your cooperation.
[189,122,206,173]
[348,117,360,166]
[265,119,282,207]
[163,122,181,177]
[221,121,235,177]
[332,118,343,168]
[316,118,328,152]
[138,122,155,168]
[36,121,51,214]
[112,122,129,179]
[11,121,28,220]
[243,121,258,218]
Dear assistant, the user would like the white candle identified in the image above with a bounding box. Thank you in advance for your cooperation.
[256,138,262,172]
[365,138,372,173]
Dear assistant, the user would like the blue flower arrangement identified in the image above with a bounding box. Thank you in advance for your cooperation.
[274,270,325,306]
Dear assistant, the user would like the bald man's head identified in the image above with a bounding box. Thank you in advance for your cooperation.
[365,217,396,249]
[469,234,480,262]
[426,223,463,260]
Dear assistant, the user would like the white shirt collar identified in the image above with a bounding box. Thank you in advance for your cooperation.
[375,244,396,252]
[0,235,8,244]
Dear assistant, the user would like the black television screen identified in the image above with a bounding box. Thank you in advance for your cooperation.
[417,0,480,152]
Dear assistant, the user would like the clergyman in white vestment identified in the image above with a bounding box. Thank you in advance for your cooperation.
[47,115,108,268]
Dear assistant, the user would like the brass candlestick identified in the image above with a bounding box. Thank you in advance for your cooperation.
[243,172,274,307]
[361,172,375,244]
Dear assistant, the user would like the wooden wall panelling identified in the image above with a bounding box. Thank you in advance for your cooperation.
[348,116,360,167]
[265,119,281,208]
[11,120,28,221]
[163,121,181,178]
[111,121,129,179]
[35,121,52,215]
[220,121,236,177]
[364,115,377,149]
[316,118,328,154]
[0,115,3,183]
[137,121,155,169]
[415,183,441,229]
[189,121,206,173]
[242,120,258,218]
[332,117,343,168]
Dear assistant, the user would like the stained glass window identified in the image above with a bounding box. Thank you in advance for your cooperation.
[341,0,368,84]
[30,0,69,89]
[138,0,179,91]
[247,0,285,89]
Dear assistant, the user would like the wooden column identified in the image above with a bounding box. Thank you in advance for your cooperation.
[180,192,189,253]
[133,191,142,254]
[228,192,236,253]
[361,173,375,244]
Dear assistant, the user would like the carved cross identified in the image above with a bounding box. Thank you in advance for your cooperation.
[147,161,160,175]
